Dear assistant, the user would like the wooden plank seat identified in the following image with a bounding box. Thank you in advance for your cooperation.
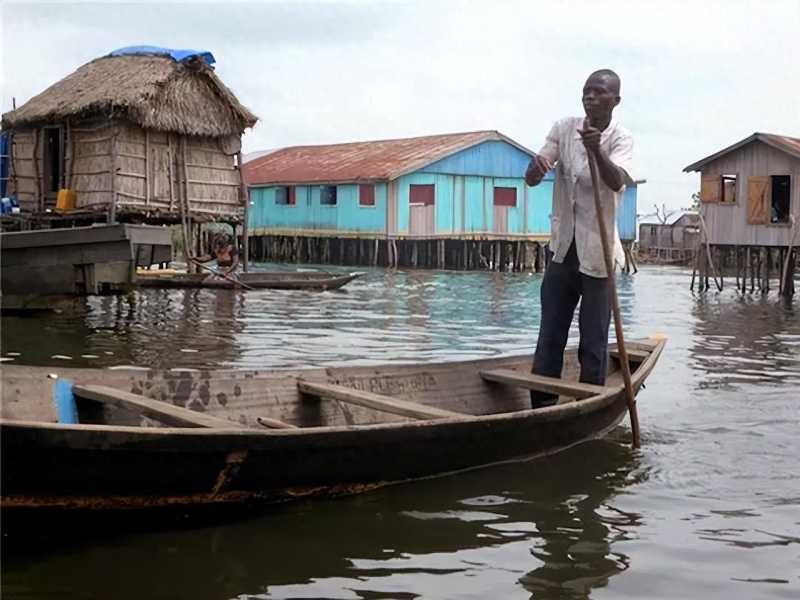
[74,385,248,429]
[297,380,464,420]
[609,348,650,363]
[479,369,609,399]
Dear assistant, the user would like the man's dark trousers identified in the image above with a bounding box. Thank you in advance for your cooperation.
[531,241,611,407]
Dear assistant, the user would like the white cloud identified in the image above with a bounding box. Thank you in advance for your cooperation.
[2,0,799,211]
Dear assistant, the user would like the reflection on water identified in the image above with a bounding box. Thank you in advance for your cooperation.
[690,294,800,386]
[1,441,643,600]
[2,264,799,599]
[518,448,644,598]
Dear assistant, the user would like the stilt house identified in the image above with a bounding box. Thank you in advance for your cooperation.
[684,133,800,243]
[638,211,699,262]
[243,131,642,270]
[683,132,800,296]
[1,46,257,224]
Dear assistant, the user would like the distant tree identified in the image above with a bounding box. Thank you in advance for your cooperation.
[653,202,677,224]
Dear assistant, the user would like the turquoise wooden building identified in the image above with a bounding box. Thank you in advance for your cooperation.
[243,130,640,270]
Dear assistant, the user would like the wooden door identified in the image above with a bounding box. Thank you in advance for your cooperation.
[150,143,172,208]
[492,186,516,234]
[409,184,435,236]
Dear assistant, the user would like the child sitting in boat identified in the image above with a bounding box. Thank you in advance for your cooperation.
[191,233,240,280]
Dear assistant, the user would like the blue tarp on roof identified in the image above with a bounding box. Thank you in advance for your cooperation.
[109,46,215,65]
[1,132,9,198]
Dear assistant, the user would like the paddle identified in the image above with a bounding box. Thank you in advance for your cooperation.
[586,151,642,449]
[192,260,254,290]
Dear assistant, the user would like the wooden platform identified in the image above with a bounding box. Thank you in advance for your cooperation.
[1,224,172,298]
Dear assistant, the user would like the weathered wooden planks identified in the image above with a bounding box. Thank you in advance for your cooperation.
[297,380,465,420]
[479,369,609,399]
[73,384,244,429]
[609,348,649,363]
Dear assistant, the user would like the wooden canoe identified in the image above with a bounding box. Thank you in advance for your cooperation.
[136,270,364,290]
[0,337,665,512]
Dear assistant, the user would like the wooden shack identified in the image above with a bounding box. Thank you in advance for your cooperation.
[684,132,800,296]
[638,212,699,264]
[1,47,257,229]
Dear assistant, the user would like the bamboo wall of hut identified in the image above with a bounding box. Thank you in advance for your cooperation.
[7,123,242,220]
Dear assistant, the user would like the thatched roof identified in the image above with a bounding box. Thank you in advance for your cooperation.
[1,54,258,137]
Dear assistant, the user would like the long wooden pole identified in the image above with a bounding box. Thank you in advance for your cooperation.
[587,153,641,449]
[193,261,253,290]
[780,215,798,297]
[108,128,118,224]
[236,150,249,273]
[179,137,194,270]
[32,128,42,212]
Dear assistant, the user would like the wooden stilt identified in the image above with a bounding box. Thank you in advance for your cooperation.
[734,247,740,290]
[236,150,249,272]
[781,221,798,298]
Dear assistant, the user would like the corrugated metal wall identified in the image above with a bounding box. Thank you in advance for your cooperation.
[249,183,386,234]
[419,140,533,178]
[394,172,552,236]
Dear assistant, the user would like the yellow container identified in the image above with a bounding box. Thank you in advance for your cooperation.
[56,189,77,211]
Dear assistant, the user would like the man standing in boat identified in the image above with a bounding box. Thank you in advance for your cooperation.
[524,69,635,408]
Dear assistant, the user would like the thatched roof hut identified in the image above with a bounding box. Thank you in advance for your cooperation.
[2,47,257,224]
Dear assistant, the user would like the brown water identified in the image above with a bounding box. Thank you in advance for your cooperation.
[2,265,799,599]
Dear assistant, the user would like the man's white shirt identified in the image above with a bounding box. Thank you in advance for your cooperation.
[537,116,635,278]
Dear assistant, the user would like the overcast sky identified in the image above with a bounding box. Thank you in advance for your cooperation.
[2,0,799,213]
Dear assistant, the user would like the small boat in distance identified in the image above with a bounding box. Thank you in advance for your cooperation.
[0,337,665,513]
[136,270,364,291]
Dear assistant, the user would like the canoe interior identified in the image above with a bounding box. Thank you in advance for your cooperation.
[0,338,664,512]
[136,271,363,290]
[0,339,663,430]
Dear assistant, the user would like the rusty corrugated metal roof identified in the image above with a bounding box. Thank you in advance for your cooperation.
[242,130,533,186]
[761,133,800,158]
[683,132,800,172]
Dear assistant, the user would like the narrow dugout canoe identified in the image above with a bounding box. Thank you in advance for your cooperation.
[0,337,665,512]
[136,270,364,290]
